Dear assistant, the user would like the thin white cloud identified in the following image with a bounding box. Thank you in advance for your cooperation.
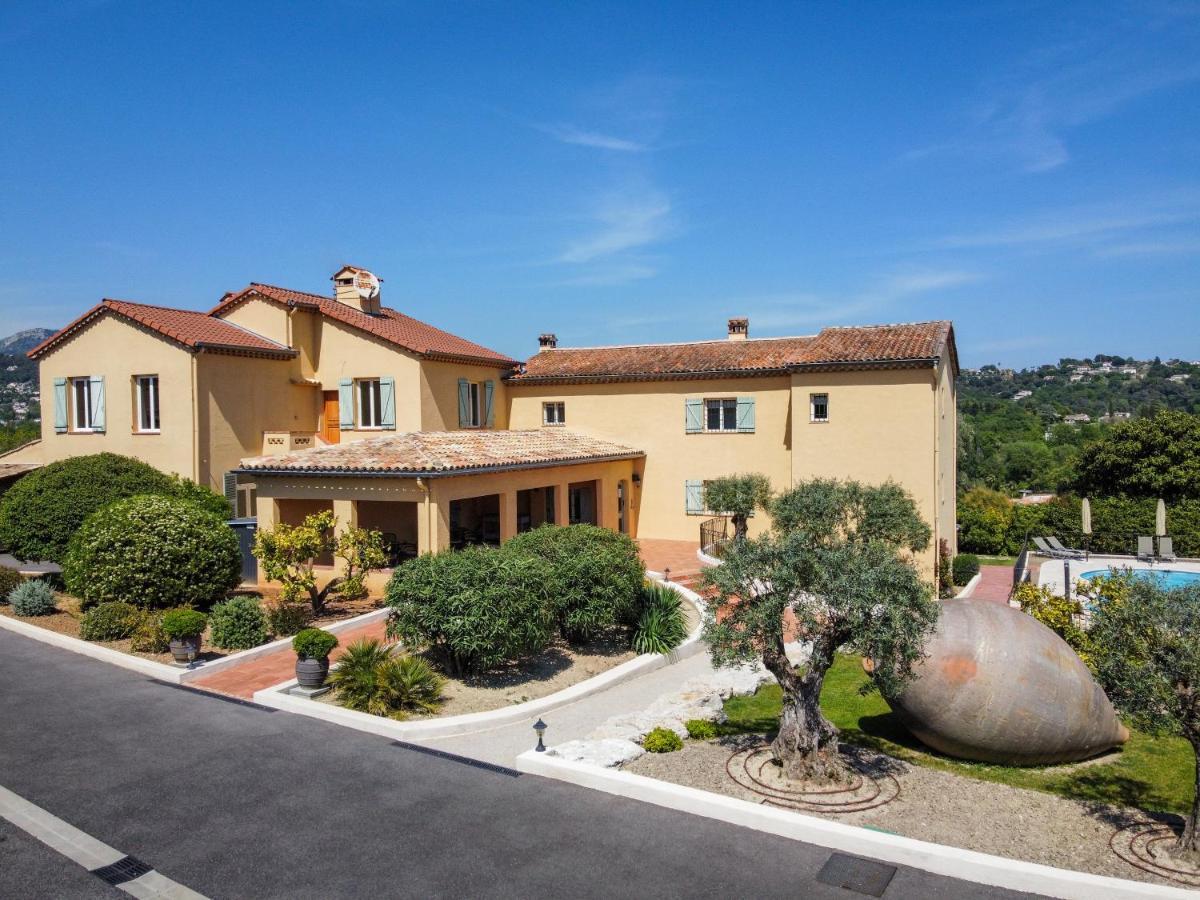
[551,263,659,287]
[1096,238,1200,258]
[539,124,648,152]
[559,192,674,264]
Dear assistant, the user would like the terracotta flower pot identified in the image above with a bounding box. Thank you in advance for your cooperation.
[295,656,330,688]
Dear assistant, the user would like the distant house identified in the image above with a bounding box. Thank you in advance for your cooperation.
[1063,413,1091,424]
[1169,373,1190,384]
[1011,389,1033,401]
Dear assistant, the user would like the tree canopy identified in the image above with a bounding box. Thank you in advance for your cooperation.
[1071,410,1200,501]
[703,474,773,541]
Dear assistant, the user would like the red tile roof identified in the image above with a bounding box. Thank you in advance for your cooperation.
[238,430,642,476]
[212,283,518,369]
[510,321,955,384]
[28,300,297,360]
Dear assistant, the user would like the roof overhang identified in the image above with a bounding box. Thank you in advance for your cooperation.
[235,450,644,480]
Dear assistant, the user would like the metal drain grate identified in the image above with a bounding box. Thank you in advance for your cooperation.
[391,741,521,777]
[816,853,897,897]
[91,855,153,886]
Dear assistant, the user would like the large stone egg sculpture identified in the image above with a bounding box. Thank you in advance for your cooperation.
[884,599,1128,766]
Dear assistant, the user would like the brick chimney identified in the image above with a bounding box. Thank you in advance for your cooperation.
[727,317,749,341]
[538,333,558,350]
[331,265,383,315]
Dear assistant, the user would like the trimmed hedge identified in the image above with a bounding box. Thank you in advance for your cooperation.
[0,453,230,562]
[504,525,644,643]
[952,554,980,586]
[208,595,269,650]
[63,495,241,610]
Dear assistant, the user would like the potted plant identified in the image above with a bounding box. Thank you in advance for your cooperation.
[292,627,339,688]
[161,608,208,665]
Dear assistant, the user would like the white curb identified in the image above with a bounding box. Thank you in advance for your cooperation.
[954,570,983,599]
[514,751,1191,900]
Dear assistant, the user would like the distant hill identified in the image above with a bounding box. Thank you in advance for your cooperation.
[0,328,54,355]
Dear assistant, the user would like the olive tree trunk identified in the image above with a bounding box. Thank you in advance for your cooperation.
[761,632,848,784]
[1179,733,1200,858]
[731,513,749,542]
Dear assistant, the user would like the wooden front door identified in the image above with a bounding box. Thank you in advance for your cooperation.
[322,391,341,444]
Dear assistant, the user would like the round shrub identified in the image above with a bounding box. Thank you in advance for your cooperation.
[130,611,168,653]
[642,727,683,753]
[8,579,56,616]
[952,553,980,586]
[62,495,241,610]
[79,601,143,641]
[385,545,554,676]
[293,627,338,660]
[265,600,311,637]
[504,525,644,643]
[685,719,718,740]
[0,566,24,602]
[208,595,269,650]
[161,608,207,639]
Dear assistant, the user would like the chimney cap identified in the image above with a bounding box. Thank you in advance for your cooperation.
[727,317,749,340]
[538,333,558,349]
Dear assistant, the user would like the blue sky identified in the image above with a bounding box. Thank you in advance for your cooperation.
[1,1,1197,367]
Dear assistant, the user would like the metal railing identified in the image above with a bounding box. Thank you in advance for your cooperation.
[700,516,731,559]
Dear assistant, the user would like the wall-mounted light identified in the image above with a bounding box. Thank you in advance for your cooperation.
[632,473,642,486]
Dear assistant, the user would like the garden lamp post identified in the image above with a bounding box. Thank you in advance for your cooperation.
[533,718,547,752]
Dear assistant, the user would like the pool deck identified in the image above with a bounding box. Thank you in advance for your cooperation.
[1036,553,1200,595]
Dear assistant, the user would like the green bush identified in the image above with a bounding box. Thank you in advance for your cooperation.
[167,474,232,519]
[79,601,142,641]
[630,582,688,654]
[0,566,24,601]
[293,627,338,660]
[504,525,644,643]
[130,611,168,653]
[8,579,55,616]
[62,495,241,610]
[0,453,226,562]
[685,719,718,740]
[265,600,311,637]
[957,487,1014,555]
[208,595,269,650]
[385,545,554,676]
[329,638,444,718]
[161,608,207,639]
[952,554,980,586]
[642,727,683,753]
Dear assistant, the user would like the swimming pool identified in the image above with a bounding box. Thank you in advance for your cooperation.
[1080,568,1200,590]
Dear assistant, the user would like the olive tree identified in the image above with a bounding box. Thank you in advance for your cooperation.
[1089,579,1200,860]
[703,474,773,542]
[702,479,937,783]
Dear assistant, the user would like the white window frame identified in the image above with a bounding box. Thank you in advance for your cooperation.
[70,377,94,432]
[542,401,566,426]
[810,392,829,423]
[466,382,482,428]
[134,374,160,433]
[357,378,383,429]
[703,397,738,433]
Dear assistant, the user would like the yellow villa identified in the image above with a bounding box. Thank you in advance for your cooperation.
[2,266,957,581]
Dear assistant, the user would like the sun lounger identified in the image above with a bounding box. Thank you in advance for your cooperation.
[1137,536,1154,562]
[1158,536,1177,562]
[1046,537,1086,559]
[1032,536,1067,558]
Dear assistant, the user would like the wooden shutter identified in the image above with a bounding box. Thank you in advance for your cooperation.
[457,378,470,427]
[685,479,704,515]
[484,380,495,428]
[338,378,355,429]
[736,396,755,433]
[684,398,703,433]
[379,377,396,430]
[89,376,106,432]
[223,472,238,516]
[53,378,67,433]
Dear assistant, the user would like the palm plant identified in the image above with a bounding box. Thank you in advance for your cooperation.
[328,638,394,713]
[328,638,444,718]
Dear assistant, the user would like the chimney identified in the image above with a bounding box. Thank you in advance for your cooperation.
[727,317,749,341]
[538,333,558,350]
[332,266,383,315]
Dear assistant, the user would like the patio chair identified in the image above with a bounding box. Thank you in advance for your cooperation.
[1136,536,1154,562]
[1046,537,1086,559]
[1032,536,1066,558]
[1158,536,1177,563]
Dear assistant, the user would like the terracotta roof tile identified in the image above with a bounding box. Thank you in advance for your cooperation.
[28,300,297,360]
[212,284,518,368]
[238,430,642,476]
[510,321,954,383]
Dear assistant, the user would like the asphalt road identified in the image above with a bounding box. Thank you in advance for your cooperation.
[0,630,1039,899]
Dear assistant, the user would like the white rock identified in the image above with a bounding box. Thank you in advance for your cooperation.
[547,739,645,767]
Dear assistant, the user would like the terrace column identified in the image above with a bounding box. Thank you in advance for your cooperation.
[331,498,358,576]
[499,489,518,543]
[554,481,570,526]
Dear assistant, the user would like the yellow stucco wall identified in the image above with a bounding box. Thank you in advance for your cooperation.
[507,376,794,542]
[419,358,511,431]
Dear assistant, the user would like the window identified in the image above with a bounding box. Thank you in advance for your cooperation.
[542,401,565,426]
[704,398,738,432]
[466,382,482,427]
[810,393,829,423]
[70,377,94,431]
[135,375,160,432]
[457,378,494,428]
[357,378,383,428]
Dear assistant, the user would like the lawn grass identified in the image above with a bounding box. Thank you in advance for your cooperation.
[974,554,1018,567]
[721,654,1194,815]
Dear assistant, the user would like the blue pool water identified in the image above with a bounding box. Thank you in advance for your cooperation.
[1080,568,1200,590]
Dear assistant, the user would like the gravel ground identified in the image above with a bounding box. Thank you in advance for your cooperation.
[626,737,1195,889]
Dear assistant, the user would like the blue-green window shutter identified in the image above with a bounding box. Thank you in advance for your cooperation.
[89,376,105,432]
[379,377,396,430]
[484,380,495,427]
[684,398,703,433]
[457,378,470,427]
[53,378,67,433]
[338,378,355,429]
[736,396,755,433]
[223,472,238,514]
[685,479,704,515]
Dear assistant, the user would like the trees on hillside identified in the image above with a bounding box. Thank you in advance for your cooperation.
[1071,410,1200,501]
